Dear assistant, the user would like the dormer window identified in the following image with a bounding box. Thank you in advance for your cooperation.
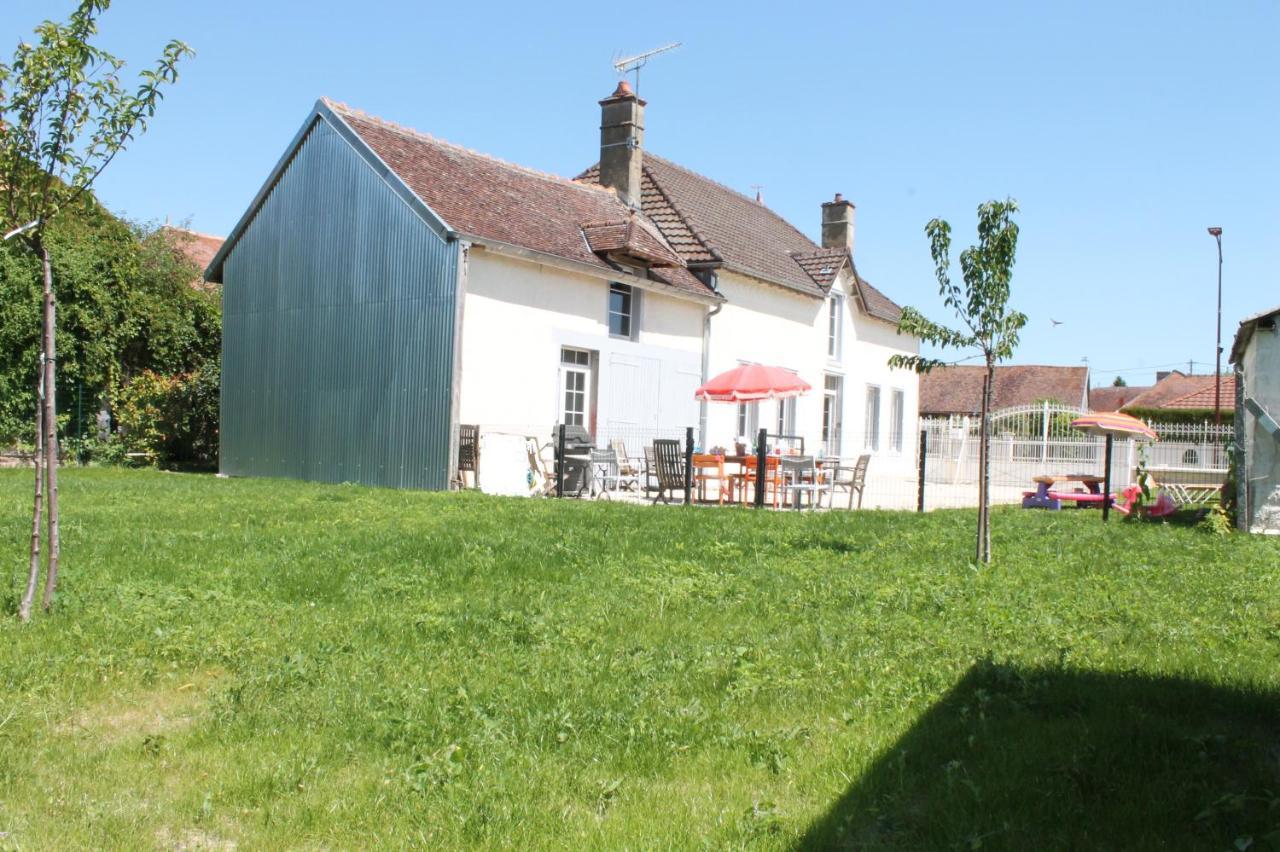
[609,282,637,339]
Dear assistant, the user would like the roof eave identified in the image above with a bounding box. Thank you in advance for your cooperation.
[204,99,456,284]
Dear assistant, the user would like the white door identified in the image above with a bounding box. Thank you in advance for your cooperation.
[559,347,593,428]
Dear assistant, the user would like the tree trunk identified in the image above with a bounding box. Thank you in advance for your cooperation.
[19,361,45,622]
[39,247,60,611]
[977,358,994,564]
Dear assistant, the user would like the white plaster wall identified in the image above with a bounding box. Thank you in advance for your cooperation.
[1243,327,1280,534]
[704,268,920,476]
[457,249,704,444]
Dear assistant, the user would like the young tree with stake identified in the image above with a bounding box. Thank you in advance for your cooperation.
[890,200,1026,564]
[1,1,191,619]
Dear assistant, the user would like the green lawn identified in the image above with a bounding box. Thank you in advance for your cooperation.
[1,469,1278,849]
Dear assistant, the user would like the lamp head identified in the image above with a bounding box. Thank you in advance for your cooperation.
[1207,227,1223,237]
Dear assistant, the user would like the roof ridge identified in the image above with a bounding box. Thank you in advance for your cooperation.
[324,98,620,202]
[162,225,225,241]
[645,152,821,250]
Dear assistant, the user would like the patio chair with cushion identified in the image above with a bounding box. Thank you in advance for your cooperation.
[828,454,870,509]
[609,439,643,490]
[651,439,689,505]
[526,438,556,497]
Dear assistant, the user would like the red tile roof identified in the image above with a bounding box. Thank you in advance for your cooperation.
[163,227,224,291]
[919,365,1089,415]
[1088,385,1150,412]
[1157,376,1236,410]
[580,214,683,267]
[326,101,714,301]
[1122,372,1235,411]
[579,157,903,323]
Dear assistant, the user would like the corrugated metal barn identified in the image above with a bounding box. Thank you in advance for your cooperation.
[206,101,461,489]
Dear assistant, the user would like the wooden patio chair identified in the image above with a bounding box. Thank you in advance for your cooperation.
[642,445,658,493]
[737,455,784,508]
[828,454,870,509]
[691,453,729,504]
[454,424,480,489]
[651,439,689,505]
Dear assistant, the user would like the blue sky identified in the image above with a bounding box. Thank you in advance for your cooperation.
[7,1,1277,386]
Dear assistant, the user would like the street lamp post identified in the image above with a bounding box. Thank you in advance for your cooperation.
[1207,227,1223,426]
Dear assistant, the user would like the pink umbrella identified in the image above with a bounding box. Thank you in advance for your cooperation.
[694,364,811,402]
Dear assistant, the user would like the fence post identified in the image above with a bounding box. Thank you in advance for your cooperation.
[555,424,566,498]
[1101,434,1114,522]
[917,428,928,513]
[754,427,767,508]
[1040,399,1050,464]
[684,426,694,505]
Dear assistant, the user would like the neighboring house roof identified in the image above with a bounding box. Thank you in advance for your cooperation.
[1121,371,1235,411]
[1088,385,1150,412]
[162,226,223,291]
[1153,376,1237,410]
[1230,304,1280,364]
[578,158,903,323]
[207,99,716,302]
[919,365,1089,415]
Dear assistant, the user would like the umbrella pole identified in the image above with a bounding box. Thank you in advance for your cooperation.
[1102,434,1113,522]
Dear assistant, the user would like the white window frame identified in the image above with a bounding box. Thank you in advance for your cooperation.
[737,401,759,441]
[775,397,797,437]
[890,388,905,453]
[827,293,844,359]
[559,347,594,428]
[864,384,881,451]
[608,282,639,340]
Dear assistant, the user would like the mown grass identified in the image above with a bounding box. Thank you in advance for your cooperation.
[0,469,1277,849]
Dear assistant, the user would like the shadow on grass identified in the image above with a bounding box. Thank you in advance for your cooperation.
[799,662,1280,850]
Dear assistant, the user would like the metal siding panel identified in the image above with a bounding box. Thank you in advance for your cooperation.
[219,118,457,489]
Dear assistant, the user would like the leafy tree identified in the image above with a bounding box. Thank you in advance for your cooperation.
[1112,376,1128,387]
[0,0,191,620]
[890,200,1026,563]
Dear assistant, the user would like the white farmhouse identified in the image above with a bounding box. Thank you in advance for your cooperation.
[207,83,920,491]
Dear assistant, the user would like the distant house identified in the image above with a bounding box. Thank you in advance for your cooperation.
[919,365,1089,418]
[1115,370,1235,420]
[205,84,920,490]
[162,226,224,292]
[1230,305,1280,534]
[1087,384,1148,413]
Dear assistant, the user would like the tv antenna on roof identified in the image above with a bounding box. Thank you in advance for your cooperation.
[612,42,681,94]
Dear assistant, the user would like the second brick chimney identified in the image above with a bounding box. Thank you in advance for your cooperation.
[821,193,855,253]
[599,80,645,208]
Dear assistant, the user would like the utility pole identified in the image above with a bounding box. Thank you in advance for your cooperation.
[1207,227,1223,426]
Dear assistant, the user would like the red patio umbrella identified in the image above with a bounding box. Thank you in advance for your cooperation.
[1070,412,1159,521]
[694,364,811,402]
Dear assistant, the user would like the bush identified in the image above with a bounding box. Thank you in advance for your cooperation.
[114,361,219,469]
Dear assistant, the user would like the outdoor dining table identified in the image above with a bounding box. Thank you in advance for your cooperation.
[719,454,829,506]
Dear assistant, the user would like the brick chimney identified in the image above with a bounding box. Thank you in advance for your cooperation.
[599,80,645,208]
[821,193,855,252]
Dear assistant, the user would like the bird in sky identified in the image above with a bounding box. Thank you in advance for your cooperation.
[1050,318,1064,327]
